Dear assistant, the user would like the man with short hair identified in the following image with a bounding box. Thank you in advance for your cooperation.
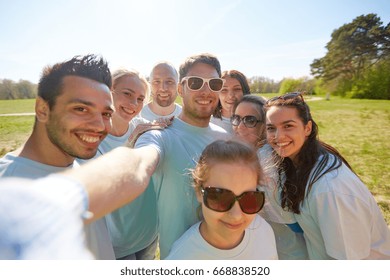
[133,53,229,258]
[140,61,181,121]
[0,54,115,259]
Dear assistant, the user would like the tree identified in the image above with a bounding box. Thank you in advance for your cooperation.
[310,14,390,98]
[16,79,37,99]
[279,77,315,95]
[0,79,17,99]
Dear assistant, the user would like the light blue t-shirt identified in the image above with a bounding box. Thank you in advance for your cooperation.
[0,152,73,178]
[97,124,158,258]
[135,117,229,259]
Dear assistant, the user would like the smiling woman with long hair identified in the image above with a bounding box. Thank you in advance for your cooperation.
[264,92,390,259]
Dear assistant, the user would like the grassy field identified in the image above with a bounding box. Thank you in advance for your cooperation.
[1,96,389,224]
[0,99,36,155]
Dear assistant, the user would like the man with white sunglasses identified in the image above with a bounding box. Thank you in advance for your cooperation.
[132,53,229,259]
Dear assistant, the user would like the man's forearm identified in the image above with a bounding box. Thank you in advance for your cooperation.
[63,146,159,223]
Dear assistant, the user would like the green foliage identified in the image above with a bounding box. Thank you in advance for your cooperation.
[249,76,280,93]
[347,58,390,99]
[313,79,328,96]
[279,77,315,94]
[311,13,390,99]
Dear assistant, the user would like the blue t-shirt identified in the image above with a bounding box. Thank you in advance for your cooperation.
[135,117,229,258]
[98,123,158,258]
[0,152,73,178]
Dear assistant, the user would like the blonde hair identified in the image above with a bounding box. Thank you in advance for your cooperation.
[111,68,150,104]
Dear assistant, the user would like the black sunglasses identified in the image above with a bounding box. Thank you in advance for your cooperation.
[266,92,305,104]
[201,186,265,214]
[181,76,225,92]
[231,115,261,128]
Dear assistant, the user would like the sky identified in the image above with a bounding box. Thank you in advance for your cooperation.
[1,0,389,83]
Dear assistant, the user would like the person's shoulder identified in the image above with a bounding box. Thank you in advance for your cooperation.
[140,102,153,113]
[0,151,18,162]
[309,154,368,199]
[165,222,200,259]
[0,153,30,177]
[253,215,274,232]
[131,115,150,126]
[209,121,228,133]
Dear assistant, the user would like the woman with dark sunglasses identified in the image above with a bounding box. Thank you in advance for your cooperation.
[232,94,309,260]
[210,70,251,134]
[231,94,267,149]
[264,92,390,259]
[165,140,278,259]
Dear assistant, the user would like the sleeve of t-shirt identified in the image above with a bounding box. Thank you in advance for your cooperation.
[134,129,164,162]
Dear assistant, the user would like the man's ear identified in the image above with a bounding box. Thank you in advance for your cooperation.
[177,82,184,98]
[35,97,50,123]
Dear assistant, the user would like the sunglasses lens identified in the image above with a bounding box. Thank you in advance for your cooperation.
[203,188,234,212]
[187,77,204,90]
[239,191,265,214]
[231,115,241,126]
[203,187,265,214]
[208,79,224,91]
[243,116,258,128]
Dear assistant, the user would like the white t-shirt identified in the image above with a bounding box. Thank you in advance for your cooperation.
[210,115,234,134]
[0,175,93,259]
[165,215,278,260]
[257,145,308,259]
[296,154,390,259]
[140,103,182,122]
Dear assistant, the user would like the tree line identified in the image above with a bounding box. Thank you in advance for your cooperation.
[0,79,37,99]
[1,13,388,100]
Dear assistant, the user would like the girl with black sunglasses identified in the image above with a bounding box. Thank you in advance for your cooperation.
[165,140,278,259]
[264,92,390,259]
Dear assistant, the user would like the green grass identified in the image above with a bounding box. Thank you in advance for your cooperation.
[0,116,35,155]
[1,97,389,224]
[0,98,35,114]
